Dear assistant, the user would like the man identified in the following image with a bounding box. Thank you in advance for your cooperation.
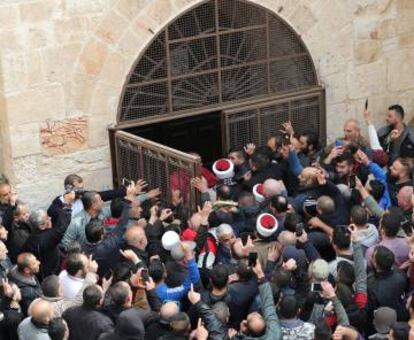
[103,281,133,322]
[60,191,110,249]
[228,149,250,183]
[387,157,412,206]
[365,211,410,268]
[24,197,73,279]
[8,252,42,315]
[367,246,407,321]
[279,295,315,339]
[396,186,413,225]
[8,201,32,262]
[0,175,18,230]
[378,104,414,162]
[149,242,200,303]
[145,301,179,340]
[59,252,98,300]
[29,273,96,317]
[0,240,12,280]
[123,226,148,267]
[17,299,54,340]
[82,213,129,278]
[350,206,378,253]
[235,261,281,340]
[214,223,237,266]
[328,227,355,278]
[63,284,114,340]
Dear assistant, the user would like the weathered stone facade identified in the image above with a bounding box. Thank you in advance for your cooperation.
[0,0,413,208]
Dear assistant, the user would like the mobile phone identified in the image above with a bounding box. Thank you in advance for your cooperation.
[282,133,291,146]
[296,223,304,237]
[122,178,132,187]
[365,98,369,110]
[335,139,343,147]
[311,282,322,292]
[141,269,150,282]
[248,252,258,267]
[349,175,356,189]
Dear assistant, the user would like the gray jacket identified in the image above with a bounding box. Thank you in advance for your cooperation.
[17,317,50,340]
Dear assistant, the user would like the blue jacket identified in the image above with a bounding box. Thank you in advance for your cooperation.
[156,259,200,303]
[368,161,391,210]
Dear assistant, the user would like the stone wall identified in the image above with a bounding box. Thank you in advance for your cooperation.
[0,0,413,209]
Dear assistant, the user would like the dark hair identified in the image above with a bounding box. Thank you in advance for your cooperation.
[110,197,124,219]
[270,195,288,213]
[337,261,355,287]
[83,284,102,308]
[250,152,269,171]
[314,316,332,340]
[66,241,82,255]
[369,180,385,201]
[302,131,320,151]
[216,185,232,201]
[66,253,85,276]
[279,295,299,319]
[41,275,60,298]
[228,149,246,160]
[374,246,395,271]
[381,211,402,238]
[236,262,253,281]
[113,262,133,283]
[48,317,66,340]
[389,104,405,120]
[350,206,368,226]
[210,265,229,289]
[64,174,83,188]
[109,282,130,306]
[81,191,98,211]
[334,152,353,166]
[333,227,351,250]
[148,261,165,283]
[390,322,409,339]
[170,312,190,334]
[85,219,104,243]
[283,212,301,233]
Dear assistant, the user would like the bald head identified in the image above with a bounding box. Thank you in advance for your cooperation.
[397,186,413,211]
[263,179,285,199]
[344,118,361,142]
[278,230,296,246]
[299,167,318,187]
[124,226,147,250]
[31,299,54,324]
[246,312,266,336]
[160,301,179,321]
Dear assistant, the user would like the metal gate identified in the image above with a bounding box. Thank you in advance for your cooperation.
[113,131,201,211]
[221,87,326,153]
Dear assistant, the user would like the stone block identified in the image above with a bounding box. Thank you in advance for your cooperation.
[354,40,382,64]
[0,29,23,54]
[9,123,41,157]
[6,83,65,125]
[399,35,414,48]
[347,60,387,99]
[63,0,108,16]
[378,19,397,39]
[87,114,112,148]
[53,17,88,43]
[42,43,82,82]
[40,116,89,156]
[0,4,20,31]
[324,72,348,105]
[82,167,113,192]
[353,18,379,40]
[79,39,109,76]
[288,3,318,34]
[115,0,149,21]
[144,0,174,28]
[26,25,52,49]
[396,10,414,35]
[387,49,414,92]
[19,0,55,23]
[95,10,129,45]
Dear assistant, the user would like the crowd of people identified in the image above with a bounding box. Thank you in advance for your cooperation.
[0,105,414,340]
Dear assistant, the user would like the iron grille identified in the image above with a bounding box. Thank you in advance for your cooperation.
[222,88,326,153]
[114,131,201,211]
[118,0,318,124]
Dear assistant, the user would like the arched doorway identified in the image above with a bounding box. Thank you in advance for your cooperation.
[110,0,325,209]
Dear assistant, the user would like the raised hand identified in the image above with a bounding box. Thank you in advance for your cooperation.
[187,284,201,305]
[244,143,256,156]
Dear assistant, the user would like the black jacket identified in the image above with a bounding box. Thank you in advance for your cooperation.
[194,300,228,340]
[8,220,32,263]
[386,175,411,207]
[63,305,114,340]
[8,266,41,316]
[23,208,71,279]
[367,269,408,322]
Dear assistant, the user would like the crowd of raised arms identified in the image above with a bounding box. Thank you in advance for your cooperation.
[1,105,414,340]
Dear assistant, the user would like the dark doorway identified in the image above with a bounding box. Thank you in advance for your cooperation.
[124,112,223,165]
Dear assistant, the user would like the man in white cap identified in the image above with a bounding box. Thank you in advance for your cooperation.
[253,213,280,267]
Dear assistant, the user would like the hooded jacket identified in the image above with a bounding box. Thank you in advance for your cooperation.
[357,224,379,253]
[98,308,146,340]
[8,266,41,315]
